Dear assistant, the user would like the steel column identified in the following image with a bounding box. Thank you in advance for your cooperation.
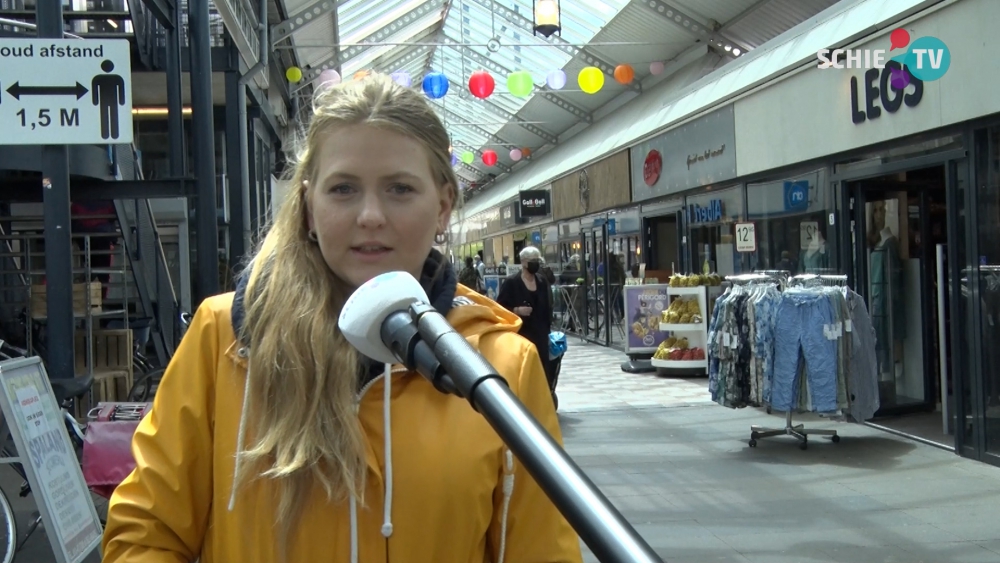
[189,0,220,303]
[166,0,185,177]
[225,72,248,268]
[37,0,74,380]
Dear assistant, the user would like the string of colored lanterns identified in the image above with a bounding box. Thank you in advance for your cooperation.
[283,59,668,168]
[284,62,666,97]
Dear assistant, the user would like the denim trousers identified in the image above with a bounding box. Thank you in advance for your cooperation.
[770,291,839,413]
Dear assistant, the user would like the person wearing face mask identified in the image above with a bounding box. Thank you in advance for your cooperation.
[497,246,555,395]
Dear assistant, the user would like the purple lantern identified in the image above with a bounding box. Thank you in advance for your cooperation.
[545,70,567,90]
[509,148,523,162]
[451,152,459,166]
[391,71,412,88]
[649,61,665,76]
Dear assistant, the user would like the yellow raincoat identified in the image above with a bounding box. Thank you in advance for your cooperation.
[102,285,582,562]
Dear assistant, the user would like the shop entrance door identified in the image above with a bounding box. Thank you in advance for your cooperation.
[850,166,954,444]
[580,223,612,346]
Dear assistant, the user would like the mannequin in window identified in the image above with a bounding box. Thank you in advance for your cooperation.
[799,228,828,273]
[869,203,906,389]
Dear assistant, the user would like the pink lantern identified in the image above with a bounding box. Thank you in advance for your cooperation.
[318,69,342,89]
[649,61,665,76]
[482,149,498,166]
[468,70,495,99]
[509,148,523,162]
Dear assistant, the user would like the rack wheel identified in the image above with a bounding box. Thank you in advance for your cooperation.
[748,439,757,447]
[831,434,840,443]
[799,440,808,450]
[750,431,760,440]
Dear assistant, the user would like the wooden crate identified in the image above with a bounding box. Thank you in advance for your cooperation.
[72,329,133,418]
[30,282,102,318]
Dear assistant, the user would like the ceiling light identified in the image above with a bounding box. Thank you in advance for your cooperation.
[533,0,561,38]
[733,48,742,56]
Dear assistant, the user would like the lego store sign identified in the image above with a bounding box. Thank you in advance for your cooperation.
[817,28,951,125]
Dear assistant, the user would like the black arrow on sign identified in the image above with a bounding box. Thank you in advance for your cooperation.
[5,82,89,100]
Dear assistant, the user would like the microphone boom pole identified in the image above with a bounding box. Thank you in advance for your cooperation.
[382,303,663,563]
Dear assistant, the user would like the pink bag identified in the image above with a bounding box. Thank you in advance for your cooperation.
[81,402,152,499]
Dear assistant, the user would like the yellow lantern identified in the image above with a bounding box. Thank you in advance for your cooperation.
[285,66,303,83]
[578,66,604,94]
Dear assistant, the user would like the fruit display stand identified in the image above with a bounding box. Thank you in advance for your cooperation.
[649,273,724,373]
[652,285,709,371]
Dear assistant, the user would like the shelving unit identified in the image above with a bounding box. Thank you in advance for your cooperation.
[0,231,132,384]
[651,285,721,373]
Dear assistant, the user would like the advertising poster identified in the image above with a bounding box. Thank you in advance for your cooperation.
[0,358,103,563]
[623,284,671,353]
[483,275,501,301]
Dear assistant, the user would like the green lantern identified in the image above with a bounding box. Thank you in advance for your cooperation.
[461,151,475,164]
[506,71,534,98]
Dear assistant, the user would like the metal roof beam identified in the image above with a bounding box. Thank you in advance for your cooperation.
[271,0,350,45]
[440,78,559,145]
[466,0,641,94]
[297,0,444,83]
[443,37,592,124]
[433,103,520,155]
[638,0,752,57]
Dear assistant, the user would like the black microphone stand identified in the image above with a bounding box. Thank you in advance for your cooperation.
[382,304,663,563]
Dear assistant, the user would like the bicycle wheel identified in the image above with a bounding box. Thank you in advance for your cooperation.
[128,369,165,402]
[0,487,18,563]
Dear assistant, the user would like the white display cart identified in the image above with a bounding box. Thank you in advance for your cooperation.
[652,285,720,373]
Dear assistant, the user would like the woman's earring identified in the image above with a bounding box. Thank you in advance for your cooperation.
[308,231,318,242]
[435,231,449,245]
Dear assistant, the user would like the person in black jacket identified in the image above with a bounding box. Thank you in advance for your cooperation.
[497,246,555,391]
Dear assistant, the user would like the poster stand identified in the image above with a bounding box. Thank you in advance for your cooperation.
[620,280,670,373]
[0,357,103,563]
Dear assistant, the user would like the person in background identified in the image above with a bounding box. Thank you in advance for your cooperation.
[458,256,484,293]
[474,253,486,278]
[102,73,581,563]
[497,246,556,396]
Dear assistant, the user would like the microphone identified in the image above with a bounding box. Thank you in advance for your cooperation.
[339,272,663,563]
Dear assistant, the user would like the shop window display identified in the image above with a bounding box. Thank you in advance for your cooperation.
[687,187,745,277]
[746,170,837,275]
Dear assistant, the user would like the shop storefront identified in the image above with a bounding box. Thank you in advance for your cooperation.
[631,105,742,278]
[745,169,839,275]
[731,0,1000,464]
[550,151,632,347]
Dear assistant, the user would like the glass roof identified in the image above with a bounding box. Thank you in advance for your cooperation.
[333,0,631,175]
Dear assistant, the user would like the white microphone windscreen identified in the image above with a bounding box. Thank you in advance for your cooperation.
[338,271,430,364]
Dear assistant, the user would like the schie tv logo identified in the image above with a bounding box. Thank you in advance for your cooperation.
[817,28,951,87]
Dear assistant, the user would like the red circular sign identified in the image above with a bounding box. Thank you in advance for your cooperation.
[643,150,662,186]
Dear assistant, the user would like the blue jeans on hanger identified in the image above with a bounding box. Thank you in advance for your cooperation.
[770,291,839,413]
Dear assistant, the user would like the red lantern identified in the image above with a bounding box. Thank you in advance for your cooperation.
[614,64,635,85]
[469,70,495,99]
[482,149,498,166]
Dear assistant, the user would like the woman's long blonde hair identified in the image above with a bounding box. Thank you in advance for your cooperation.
[235,73,460,547]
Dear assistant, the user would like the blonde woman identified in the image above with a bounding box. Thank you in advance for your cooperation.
[102,74,582,563]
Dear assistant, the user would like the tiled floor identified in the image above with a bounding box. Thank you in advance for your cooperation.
[555,340,712,412]
[552,343,1000,563]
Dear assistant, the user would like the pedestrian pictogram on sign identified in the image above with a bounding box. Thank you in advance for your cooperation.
[0,39,133,145]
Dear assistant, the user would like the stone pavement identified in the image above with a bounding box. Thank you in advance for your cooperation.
[554,343,1000,563]
[555,339,712,412]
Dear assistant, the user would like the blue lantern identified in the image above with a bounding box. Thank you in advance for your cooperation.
[422,72,449,99]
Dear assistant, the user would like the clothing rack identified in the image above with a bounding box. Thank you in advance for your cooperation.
[715,271,853,450]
